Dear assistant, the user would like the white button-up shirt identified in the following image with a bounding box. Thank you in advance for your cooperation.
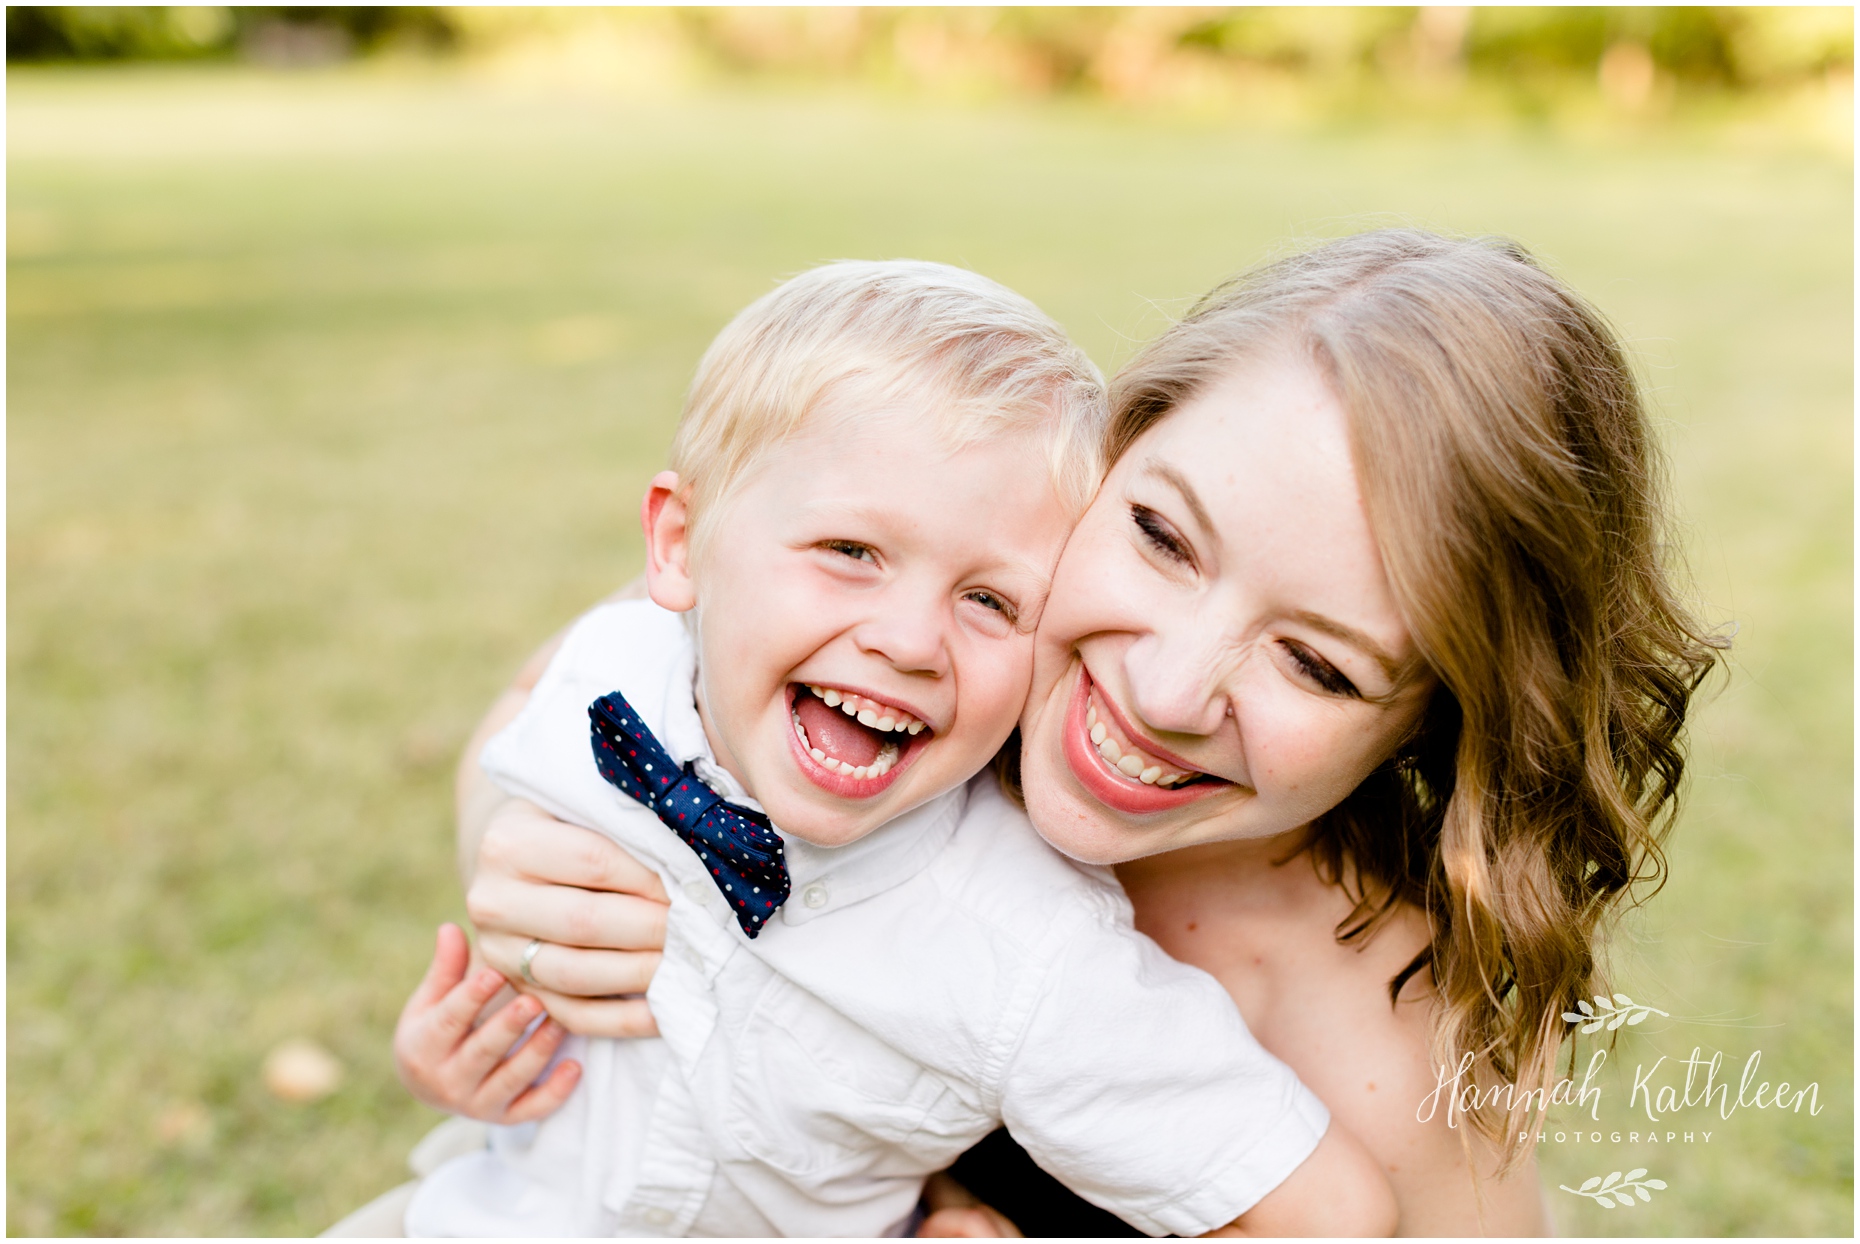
[406,602,1327,1238]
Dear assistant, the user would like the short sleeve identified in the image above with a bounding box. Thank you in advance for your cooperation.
[997,914,1330,1238]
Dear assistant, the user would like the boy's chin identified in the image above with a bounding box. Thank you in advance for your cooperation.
[764,770,938,848]
[755,775,884,845]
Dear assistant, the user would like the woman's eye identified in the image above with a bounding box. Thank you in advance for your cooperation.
[821,540,876,564]
[1132,504,1193,565]
[1282,640,1361,699]
[963,589,1019,625]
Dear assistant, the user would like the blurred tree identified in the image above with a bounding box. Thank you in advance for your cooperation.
[6,6,1850,109]
[5,6,455,63]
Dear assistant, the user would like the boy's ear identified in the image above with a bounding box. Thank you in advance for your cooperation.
[641,470,698,613]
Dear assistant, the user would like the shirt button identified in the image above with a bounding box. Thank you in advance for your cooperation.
[801,882,829,909]
[641,1207,673,1227]
[683,880,710,903]
[683,946,705,971]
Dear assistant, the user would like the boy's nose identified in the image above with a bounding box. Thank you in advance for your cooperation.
[851,606,950,679]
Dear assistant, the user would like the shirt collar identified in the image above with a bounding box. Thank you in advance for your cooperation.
[650,614,962,924]
[652,629,766,815]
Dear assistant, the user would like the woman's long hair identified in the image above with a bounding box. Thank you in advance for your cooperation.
[1108,230,1726,1162]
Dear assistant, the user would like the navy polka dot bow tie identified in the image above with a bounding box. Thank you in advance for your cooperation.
[588,691,790,939]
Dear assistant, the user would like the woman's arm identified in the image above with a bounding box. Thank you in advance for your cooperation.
[454,631,559,887]
[455,582,673,1038]
[455,574,652,884]
[919,1124,1396,1239]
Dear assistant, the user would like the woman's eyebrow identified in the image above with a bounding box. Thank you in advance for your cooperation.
[1288,610,1411,683]
[1139,460,1220,553]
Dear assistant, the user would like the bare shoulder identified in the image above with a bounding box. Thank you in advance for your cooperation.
[1273,899,1549,1235]
[1130,857,1549,1237]
[1312,957,1548,1237]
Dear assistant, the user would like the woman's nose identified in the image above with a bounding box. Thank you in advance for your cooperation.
[1120,629,1237,738]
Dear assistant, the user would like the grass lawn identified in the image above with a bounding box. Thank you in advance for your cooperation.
[7,65,1851,1236]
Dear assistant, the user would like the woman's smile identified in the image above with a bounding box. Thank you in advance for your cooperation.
[1061,664,1235,815]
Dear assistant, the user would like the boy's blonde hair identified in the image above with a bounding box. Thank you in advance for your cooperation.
[669,260,1106,559]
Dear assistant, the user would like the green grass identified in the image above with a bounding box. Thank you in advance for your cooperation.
[7,65,1851,1236]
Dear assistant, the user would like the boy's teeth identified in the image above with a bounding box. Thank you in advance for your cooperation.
[805,686,926,735]
[798,700,902,780]
[1086,689,1202,789]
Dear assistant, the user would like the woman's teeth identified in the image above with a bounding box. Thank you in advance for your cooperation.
[1086,694,1198,787]
[803,685,926,735]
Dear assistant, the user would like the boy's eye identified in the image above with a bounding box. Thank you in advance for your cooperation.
[821,540,877,564]
[1280,639,1361,700]
[1132,504,1193,566]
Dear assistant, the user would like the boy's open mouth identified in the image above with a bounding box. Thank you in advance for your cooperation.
[787,683,934,795]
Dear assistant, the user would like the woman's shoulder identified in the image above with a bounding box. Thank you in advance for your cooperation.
[1257,899,1550,1236]
[1145,865,1549,1236]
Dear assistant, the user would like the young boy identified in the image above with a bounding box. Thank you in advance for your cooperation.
[398,261,1391,1236]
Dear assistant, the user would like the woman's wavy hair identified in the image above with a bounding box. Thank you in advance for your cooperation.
[1107,229,1726,1162]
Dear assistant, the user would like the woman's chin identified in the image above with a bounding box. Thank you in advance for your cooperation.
[1017,737,1157,865]
[1020,777,1130,865]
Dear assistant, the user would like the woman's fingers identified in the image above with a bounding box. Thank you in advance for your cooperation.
[481,806,669,902]
[918,1175,1023,1239]
[501,1059,584,1125]
[542,946,661,998]
[527,988,660,1039]
[478,932,661,997]
[917,1208,1019,1238]
[469,877,668,955]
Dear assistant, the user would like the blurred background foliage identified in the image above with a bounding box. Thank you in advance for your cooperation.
[5,5,1855,121]
[7,5,1852,1239]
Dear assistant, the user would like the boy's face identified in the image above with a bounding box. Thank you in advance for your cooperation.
[648,409,1075,847]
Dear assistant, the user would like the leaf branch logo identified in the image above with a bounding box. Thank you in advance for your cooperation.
[1559,1168,1666,1209]
[1563,994,1669,1034]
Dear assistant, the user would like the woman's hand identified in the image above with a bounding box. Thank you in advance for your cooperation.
[466,798,671,1038]
[394,922,582,1123]
[916,1173,1024,1238]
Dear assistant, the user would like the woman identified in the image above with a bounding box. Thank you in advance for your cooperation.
[419,231,1722,1235]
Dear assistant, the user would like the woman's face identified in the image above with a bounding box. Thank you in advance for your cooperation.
[1019,350,1437,865]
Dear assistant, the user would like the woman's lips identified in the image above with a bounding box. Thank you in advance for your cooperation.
[1061,666,1227,815]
